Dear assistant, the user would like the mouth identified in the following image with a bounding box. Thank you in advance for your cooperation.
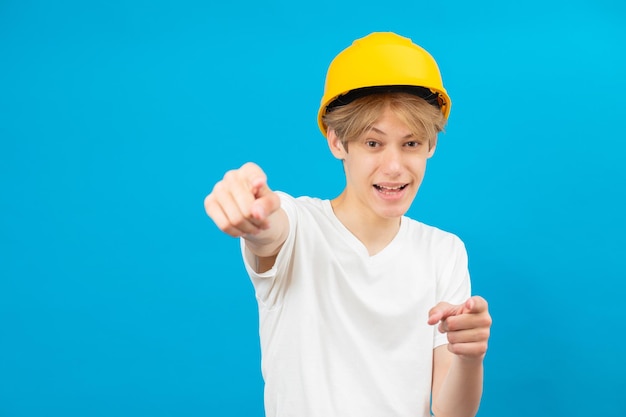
[373,183,408,194]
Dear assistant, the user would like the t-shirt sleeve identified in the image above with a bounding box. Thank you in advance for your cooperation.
[240,191,298,308]
[433,234,472,348]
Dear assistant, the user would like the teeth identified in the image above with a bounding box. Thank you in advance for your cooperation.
[375,184,406,191]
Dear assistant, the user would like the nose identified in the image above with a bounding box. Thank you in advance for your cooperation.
[381,146,402,175]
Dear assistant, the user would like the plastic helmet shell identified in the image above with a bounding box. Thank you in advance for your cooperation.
[317,32,451,137]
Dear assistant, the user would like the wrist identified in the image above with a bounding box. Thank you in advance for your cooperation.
[452,354,485,370]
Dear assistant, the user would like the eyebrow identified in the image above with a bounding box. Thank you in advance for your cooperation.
[370,127,414,139]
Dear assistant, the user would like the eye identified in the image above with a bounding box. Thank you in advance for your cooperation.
[365,140,380,148]
[405,141,421,148]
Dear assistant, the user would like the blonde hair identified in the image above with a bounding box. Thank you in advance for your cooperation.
[322,92,446,150]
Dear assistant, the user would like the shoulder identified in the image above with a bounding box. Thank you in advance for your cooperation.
[403,217,466,252]
[276,191,328,216]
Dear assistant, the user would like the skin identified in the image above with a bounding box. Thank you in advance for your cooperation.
[204,106,492,417]
[326,107,435,255]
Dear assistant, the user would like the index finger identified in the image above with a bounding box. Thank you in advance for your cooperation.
[428,302,464,325]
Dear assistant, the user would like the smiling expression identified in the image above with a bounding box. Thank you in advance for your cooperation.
[328,106,436,223]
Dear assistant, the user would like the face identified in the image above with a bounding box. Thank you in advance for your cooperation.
[328,106,436,223]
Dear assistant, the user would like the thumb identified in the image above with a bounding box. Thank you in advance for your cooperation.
[250,178,280,221]
[463,295,488,314]
[250,176,269,199]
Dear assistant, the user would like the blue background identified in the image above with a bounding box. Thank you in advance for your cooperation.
[1,1,625,416]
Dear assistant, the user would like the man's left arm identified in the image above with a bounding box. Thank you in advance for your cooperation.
[429,296,492,417]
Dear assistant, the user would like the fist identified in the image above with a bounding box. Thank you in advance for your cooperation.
[428,296,492,359]
[204,162,281,237]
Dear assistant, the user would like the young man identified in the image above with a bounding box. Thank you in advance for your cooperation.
[205,32,492,417]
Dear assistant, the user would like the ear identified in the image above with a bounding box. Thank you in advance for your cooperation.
[327,129,347,160]
[427,138,438,159]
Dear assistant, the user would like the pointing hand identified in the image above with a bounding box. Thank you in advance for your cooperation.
[428,296,492,359]
[204,162,281,237]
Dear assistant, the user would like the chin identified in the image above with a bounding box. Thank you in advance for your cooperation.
[376,196,416,218]
[376,204,410,219]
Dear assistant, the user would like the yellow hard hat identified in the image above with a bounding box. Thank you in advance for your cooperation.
[317,32,451,137]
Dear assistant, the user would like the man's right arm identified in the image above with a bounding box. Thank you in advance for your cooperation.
[204,162,289,272]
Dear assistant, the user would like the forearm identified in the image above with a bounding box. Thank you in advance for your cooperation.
[432,356,484,417]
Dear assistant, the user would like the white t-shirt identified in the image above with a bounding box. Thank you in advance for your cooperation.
[241,192,471,417]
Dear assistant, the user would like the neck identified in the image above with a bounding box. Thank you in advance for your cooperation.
[331,191,402,256]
